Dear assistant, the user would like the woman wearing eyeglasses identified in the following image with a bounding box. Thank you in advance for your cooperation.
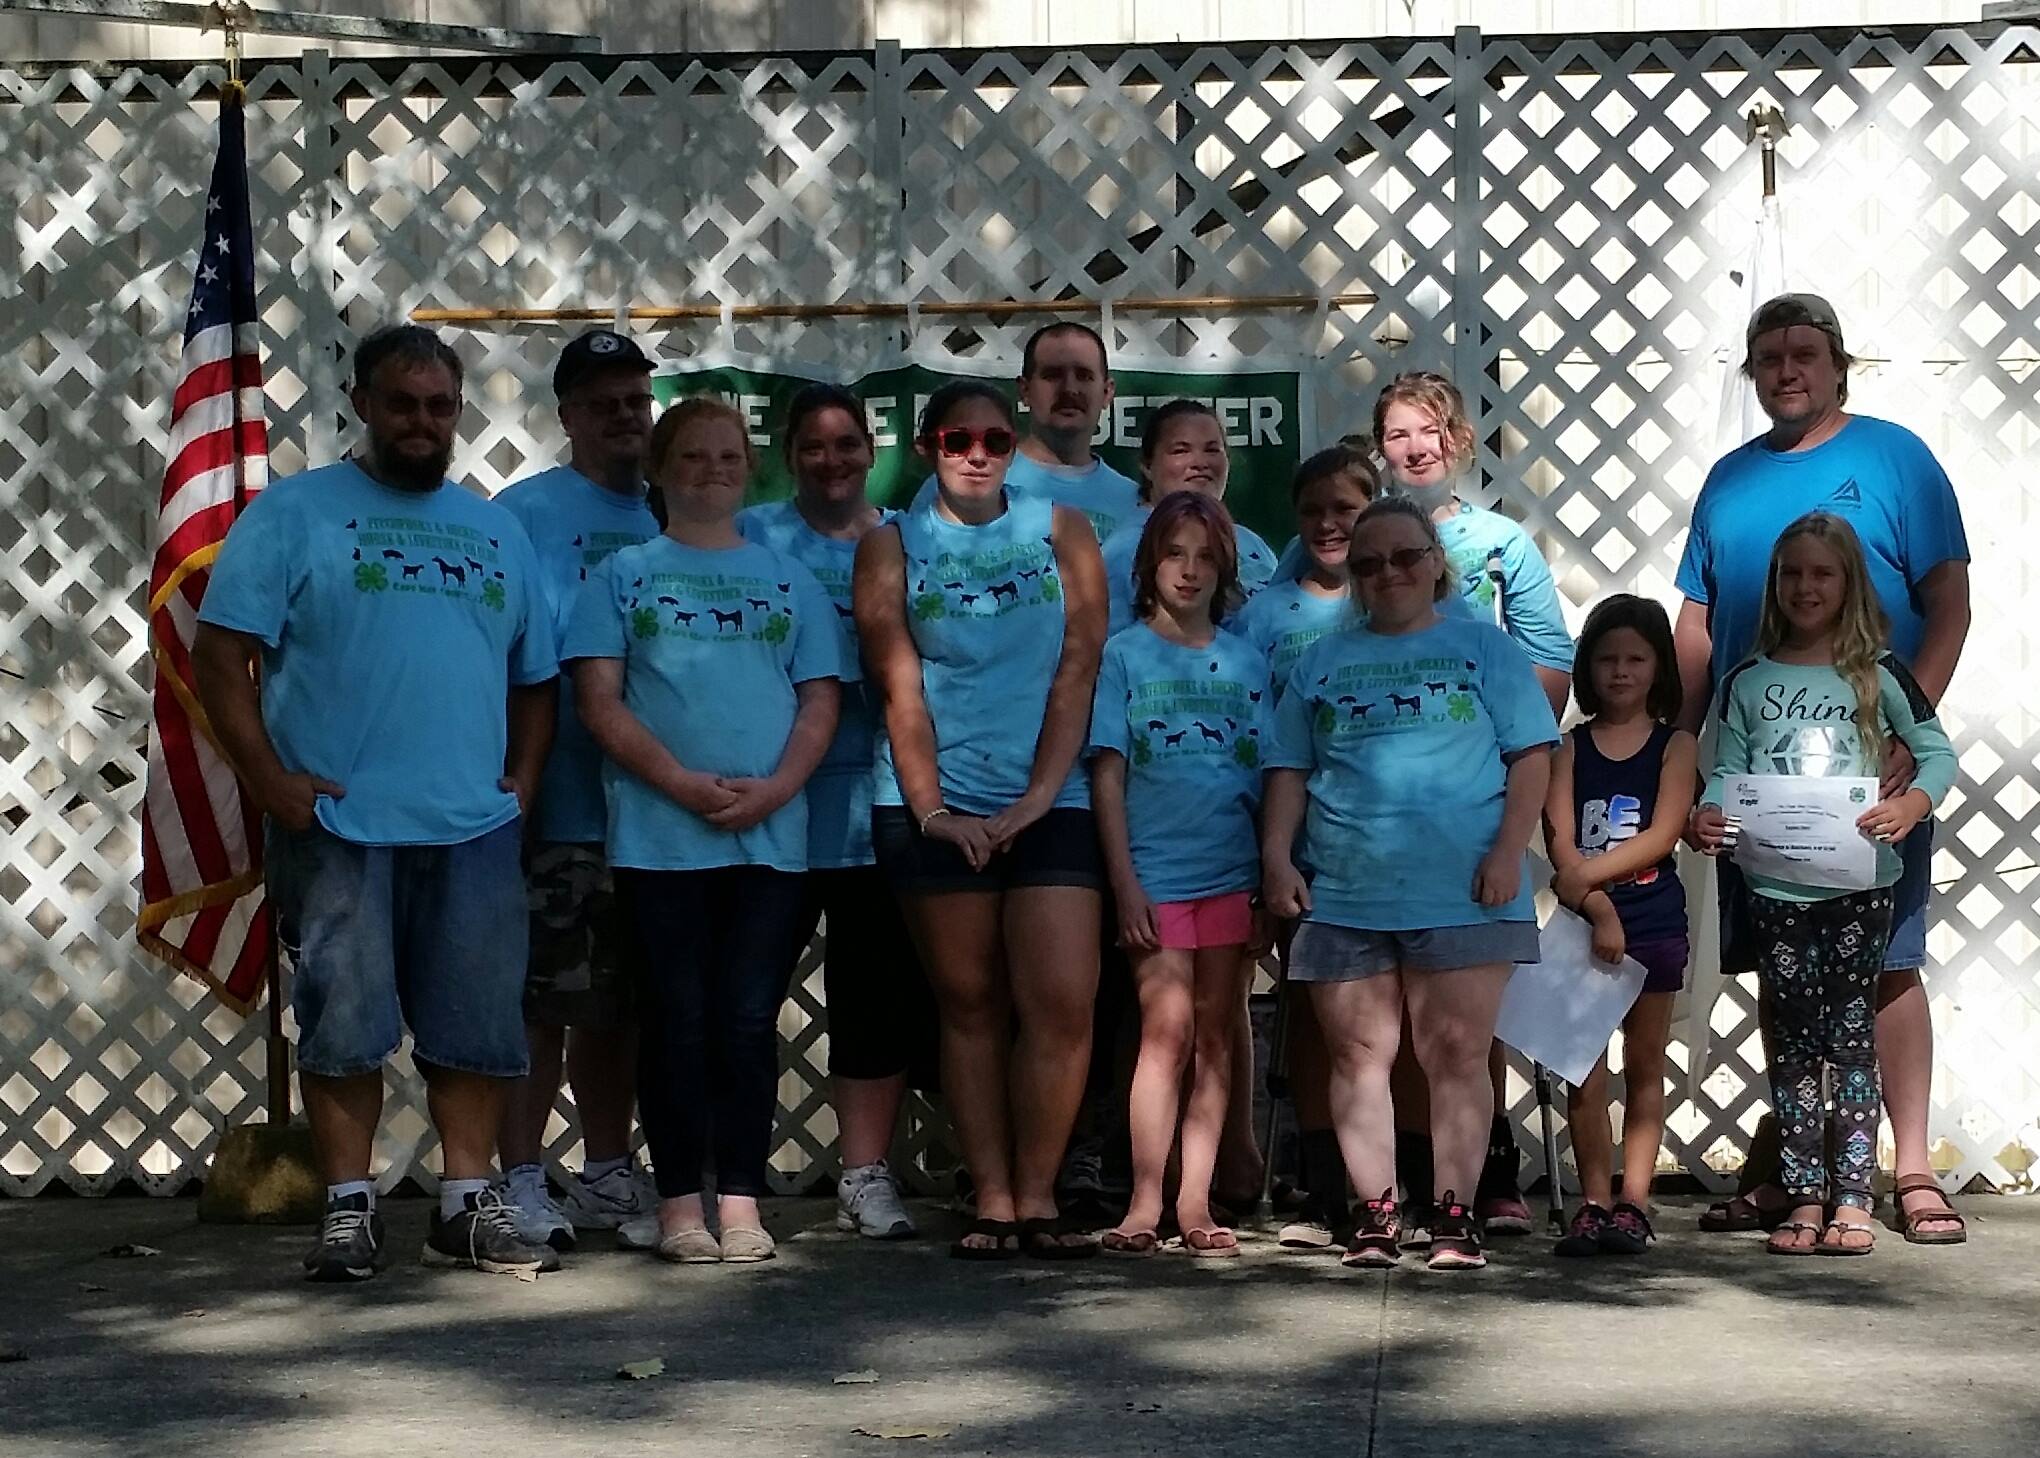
[1261,495,1559,1272]
[854,381,1110,1260]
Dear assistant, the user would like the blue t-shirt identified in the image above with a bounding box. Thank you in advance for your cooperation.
[562,537,843,872]
[1098,507,1281,635]
[873,491,1087,815]
[911,451,1142,544]
[737,499,884,869]
[1267,618,1560,930]
[1237,578,1473,693]
[1268,502,1573,672]
[495,466,659,845]
[1236,580,1356,696]
[198,460,556,847]
[1088,624,1270,903]
[1675,416,1969,686]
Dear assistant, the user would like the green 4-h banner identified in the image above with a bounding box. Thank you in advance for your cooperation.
[650,359,1311,547]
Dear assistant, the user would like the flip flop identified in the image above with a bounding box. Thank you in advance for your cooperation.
[1180,1226,1241,1259]
[1817,1219,1875,1258]
[1893,1177,1968,1246]
[1100,1228,1161,1258]
[948,1217,1020,1261]
[1765,1219,1823,1256]
[1020,1216,1098,1261]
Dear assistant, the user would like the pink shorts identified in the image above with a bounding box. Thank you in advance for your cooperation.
[1154,891,1255,950]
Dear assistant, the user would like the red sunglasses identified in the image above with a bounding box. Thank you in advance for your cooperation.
[925,425,1017,459]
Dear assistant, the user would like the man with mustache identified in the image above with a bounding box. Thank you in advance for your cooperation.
[913,323,1142,543]
[193,324,560,1282]
[491,330,663,1252]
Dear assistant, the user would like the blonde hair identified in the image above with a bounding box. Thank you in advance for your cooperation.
[649,395,754,480]
[1753,512,1891,763]
[1371,371,1476,475]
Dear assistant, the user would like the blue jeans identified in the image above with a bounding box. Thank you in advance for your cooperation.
[268,819,529,1079]
[620,866,810,1198]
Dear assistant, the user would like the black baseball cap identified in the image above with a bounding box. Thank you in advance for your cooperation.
[553,328,654,399]
[1746,293,1844,351]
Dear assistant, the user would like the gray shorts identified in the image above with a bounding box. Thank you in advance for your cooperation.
[1286,919,1542,983]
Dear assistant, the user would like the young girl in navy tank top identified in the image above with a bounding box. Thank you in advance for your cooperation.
[1541,595,1697,1258]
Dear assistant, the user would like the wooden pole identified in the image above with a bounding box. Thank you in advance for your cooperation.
[411,291,1379,327]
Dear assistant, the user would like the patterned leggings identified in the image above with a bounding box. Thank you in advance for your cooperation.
[1749,888,1896,1211]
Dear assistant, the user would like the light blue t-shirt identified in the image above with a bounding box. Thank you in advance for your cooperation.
[1675,416,1969,687]
[911,451,1142,544]
[495,465,659,845]
[873,491,1088,815]
[1268,502,1573,673]
[1701,653,1958,904]
[1088,624,1271,903]
[1238,576,1476,694]
[1267,618,1560,930]
[1098,506,1280,635]
[198,460,556,847]
[1236,579,1357,695]
[737,499,884,869]
[562,537,843,872]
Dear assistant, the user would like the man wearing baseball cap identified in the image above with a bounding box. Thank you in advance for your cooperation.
[1673,293,1972,1245]
[493,329,663,1250]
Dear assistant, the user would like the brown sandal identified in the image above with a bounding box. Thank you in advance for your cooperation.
[1893,1177,1968,1246]
[1765,1220,1823,1256]
[1699,1191,1790,1233]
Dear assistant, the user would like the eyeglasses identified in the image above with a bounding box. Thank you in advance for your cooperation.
[928,426,1017,458]
[1351,545,1436,578]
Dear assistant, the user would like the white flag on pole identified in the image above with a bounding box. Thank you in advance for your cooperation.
[1681,194,1785,1105]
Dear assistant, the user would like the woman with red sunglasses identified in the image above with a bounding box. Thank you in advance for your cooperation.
[854,381,1109,1260]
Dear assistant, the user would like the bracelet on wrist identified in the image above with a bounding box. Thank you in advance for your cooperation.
[918,806,951,835]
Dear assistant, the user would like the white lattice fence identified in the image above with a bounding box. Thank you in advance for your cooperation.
[3,25,2036,1197]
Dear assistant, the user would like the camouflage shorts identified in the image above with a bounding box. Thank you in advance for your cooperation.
[524,841,638,1027]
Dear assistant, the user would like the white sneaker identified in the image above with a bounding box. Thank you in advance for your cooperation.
[500,1178,576,1252]
[837,1161,916,1240]
[564,1162,658,1231]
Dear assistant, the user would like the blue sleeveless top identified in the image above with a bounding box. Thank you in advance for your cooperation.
[874,491,1088,816]
[1569,721,1686,941]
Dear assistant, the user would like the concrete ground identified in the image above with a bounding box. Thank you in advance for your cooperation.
[3,1193,2034,1457]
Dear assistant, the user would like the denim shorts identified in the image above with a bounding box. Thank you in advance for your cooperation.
[1718,821,1931,977]
[268,818,530,1079]
[1286,919,1542,982]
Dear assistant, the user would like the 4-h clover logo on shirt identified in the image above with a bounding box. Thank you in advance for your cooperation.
[631,605,660,639]
[1038,575,1061,603]
[1232,737,1260,768]
[1314,700,1336,734]
[480,579,506,611]
[353,562,388,592]
[912,592,946,621]
[1446,692,1476,722]
[762,613,792,645]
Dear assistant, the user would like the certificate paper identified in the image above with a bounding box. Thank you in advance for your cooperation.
[1496,907,1647,1086]
[1724,774,1880,891]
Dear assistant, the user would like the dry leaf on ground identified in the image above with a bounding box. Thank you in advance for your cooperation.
[853,1424,953,1440]
[616,1358,666,1380]
[104,1244,162,1258]
[833,1369,880,1384]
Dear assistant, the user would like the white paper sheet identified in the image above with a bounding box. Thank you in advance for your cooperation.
[1724,773,1880,891]
[1495,906,1649,1086]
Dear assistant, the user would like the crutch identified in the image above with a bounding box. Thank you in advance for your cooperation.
[1488,549,1568,1233]
[1254,947,1292,1220]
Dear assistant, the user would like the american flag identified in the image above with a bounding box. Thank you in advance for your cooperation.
[136,86,272,1013]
